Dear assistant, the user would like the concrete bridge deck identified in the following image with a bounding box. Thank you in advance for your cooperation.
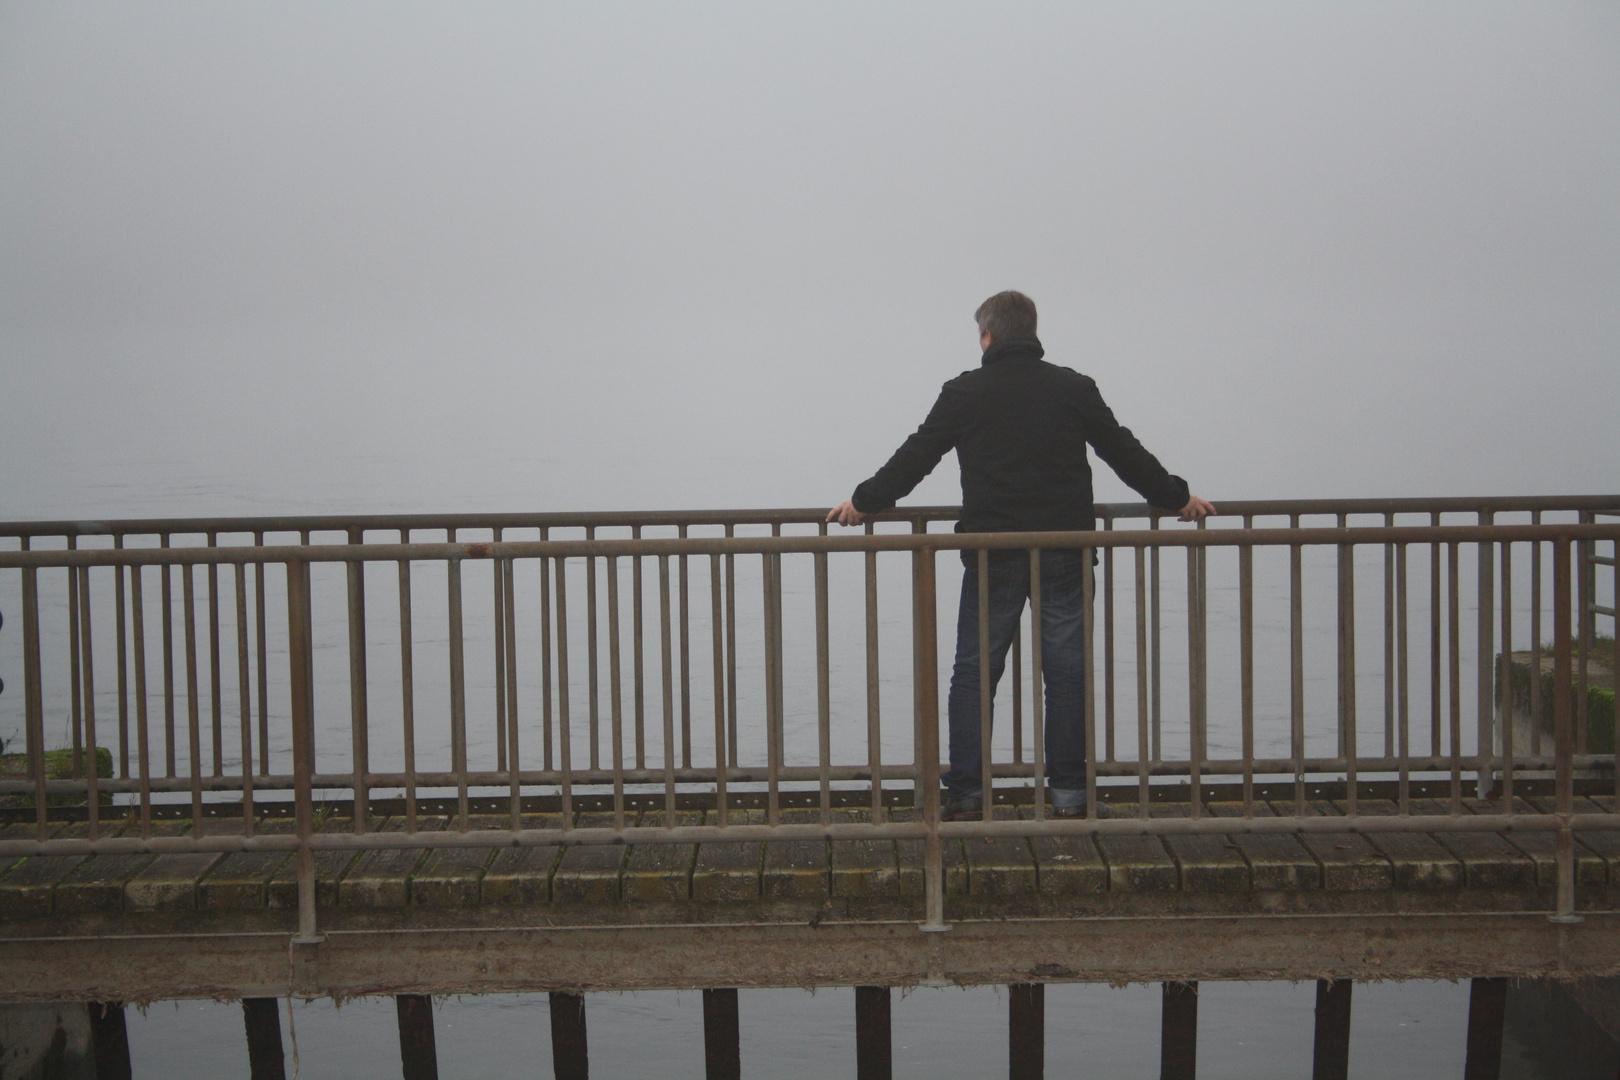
[5,782,1620,1004]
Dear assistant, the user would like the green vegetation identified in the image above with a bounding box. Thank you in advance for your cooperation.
[0,747,113,808]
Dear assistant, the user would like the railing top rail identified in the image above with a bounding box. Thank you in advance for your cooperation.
[2,521,1616,567]
[2,494,1617,541]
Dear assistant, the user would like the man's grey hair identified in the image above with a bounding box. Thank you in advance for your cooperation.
[974,290,1038,341]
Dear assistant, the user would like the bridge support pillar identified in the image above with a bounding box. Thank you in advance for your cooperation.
[1161,981,1198,1080]
[1463,977,1506,1080]
[1009,982,1044,1079]
[242,998,286,1080]
[703,987,741,1080]
[550,991,589,1080]
[395,994,438,1080]
[855,985,891,1080]
[1312,979,1352,1080]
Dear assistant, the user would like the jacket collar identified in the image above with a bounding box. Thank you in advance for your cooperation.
[981,335,1045,366]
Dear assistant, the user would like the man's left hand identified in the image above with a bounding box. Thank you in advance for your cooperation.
[1178,496,1217,523]
[827,499,867,527]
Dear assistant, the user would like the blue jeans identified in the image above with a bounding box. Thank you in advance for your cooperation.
[943,549,1088,801]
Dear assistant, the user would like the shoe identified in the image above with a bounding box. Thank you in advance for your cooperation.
[1053,800,1111,819]
[941,793,983,821]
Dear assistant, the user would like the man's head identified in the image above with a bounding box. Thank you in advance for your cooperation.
[974,290,1037,349]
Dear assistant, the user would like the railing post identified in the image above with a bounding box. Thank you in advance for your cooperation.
[1551,537,1581,924]
[915,544,947,932]
[242,997,287,1080]
[286,559,322,945]
[22,566,48,838]
[346,533,370,830]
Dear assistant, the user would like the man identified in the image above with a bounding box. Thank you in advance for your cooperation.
[828,290,1214,820]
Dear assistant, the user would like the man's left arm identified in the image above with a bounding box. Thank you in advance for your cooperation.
[1080,379,1215,523]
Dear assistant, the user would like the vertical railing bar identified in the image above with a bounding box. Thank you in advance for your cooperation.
[1084,544,1098,816]
[1030,548,1046,821]
[1196,534,1208,812]
[1104,527,1116,764]
[764,551,782,825]
[493,529,507,776]
[1552,537,1575,920]
[448,555,470,830]
[78,566,100,839]
[556,557,574,827]
[915,545,945,931]
[816,545,832,825]
[1431,516,1443,758]
[660,554,678,824]
[1341,541,1358,816]
[68,536,83,778]
[505,556,522,830]
[1239,536,1254,815]
[131,564,152,838]
[771,531,785,775]
[1613,535,1619,806]
[680,527,693,771]
[286,559,319,945]
[865,539,883,818]
[183,562,203,831]
[1449,541,1463,814]
[1530,517,1542,758]
[607,554,626,830]
[541,530,555,774]
[707,553,728,821]
[254,533,269,778]
[1336,515,1348,767]
[162,537,177,779]
[725,526,738,769]
[1150,519,1162,763]
[1577,511,1594,755]
[235,562,254,834]
[586,530,600,773]
[22,566,48,839]
[1291,517,1305,814]
[1384,517,1396,760]
[1477,512,1495,798]
[1011,617,1023,766]
[114,543,129,780]
[1135,546,1150,814]
[978,548,993,821]
[911,519,926,809]
[208,535,224,777]
[633,528,646,772]
[1397,542,1411,814]
[398,532,417,833]
[346,530,370,832]
[1186,545,1201,817]
[1500,540,1514,807]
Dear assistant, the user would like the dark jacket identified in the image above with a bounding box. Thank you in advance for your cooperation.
[850,336,1189,534]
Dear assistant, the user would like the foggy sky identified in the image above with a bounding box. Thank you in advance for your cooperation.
[2,2,1616,521]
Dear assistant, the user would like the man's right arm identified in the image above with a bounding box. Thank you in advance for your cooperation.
[844,386,960,520]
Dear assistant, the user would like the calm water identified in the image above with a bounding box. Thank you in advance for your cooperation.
[122,980,1519,1079]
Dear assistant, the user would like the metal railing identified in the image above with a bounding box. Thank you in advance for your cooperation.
[1,496,1616,939]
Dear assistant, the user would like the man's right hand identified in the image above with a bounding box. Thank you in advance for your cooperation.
[1178,495,1217,523]
[827,499,867,527]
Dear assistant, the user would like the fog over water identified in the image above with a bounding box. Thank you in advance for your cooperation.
[1,4,1614,1077]
[2,2,1616,522]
